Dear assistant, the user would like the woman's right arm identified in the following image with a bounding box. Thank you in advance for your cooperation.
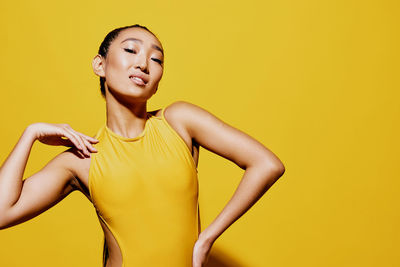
[0,123,98,230]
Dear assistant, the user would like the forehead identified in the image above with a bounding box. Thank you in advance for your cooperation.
[116,28,163,49]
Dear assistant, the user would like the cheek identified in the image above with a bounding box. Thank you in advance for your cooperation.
[105,50,129,71]
[152,67,163,82]
[105,55,130,83]
[110,53,130,70]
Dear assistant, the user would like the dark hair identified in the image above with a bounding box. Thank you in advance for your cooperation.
[97,24,158,98]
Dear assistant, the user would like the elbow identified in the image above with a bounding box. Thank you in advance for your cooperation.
[263,161,285,180]
[270,165,285,181]
[275,162,285,177]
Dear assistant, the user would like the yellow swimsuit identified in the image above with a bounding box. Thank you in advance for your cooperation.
[88,106,199,267]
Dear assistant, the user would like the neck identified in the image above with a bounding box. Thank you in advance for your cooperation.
[105,91,149,139]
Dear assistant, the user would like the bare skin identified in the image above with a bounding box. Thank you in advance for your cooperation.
[0,27,285,267]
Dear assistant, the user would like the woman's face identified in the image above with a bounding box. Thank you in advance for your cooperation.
[94,27,164,102]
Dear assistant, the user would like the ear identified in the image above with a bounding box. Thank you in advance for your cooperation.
[92,54,105,77]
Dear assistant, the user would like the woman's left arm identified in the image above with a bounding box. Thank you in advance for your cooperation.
[168,101,285,266]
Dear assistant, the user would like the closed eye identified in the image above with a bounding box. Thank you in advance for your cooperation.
[124,48,136,54]
[151,58,163,64]
[124,48,163,65]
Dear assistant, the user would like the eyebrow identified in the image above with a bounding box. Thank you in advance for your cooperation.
[120,38,164,55]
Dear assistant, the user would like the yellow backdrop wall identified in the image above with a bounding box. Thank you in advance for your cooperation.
[0,0,398,266]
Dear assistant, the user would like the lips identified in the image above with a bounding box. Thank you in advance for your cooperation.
[129,73,149,85]
[130,76,145,86]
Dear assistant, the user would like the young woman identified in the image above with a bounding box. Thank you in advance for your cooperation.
[0,24,285,267]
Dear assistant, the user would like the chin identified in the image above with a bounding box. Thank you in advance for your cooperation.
[124,87,154,100]
[107,82,155,100]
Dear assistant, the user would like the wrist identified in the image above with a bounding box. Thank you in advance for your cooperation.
[198,230,217,246]
[24,124,38,142]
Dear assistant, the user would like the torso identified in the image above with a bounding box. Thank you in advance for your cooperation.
[67,108,199,267]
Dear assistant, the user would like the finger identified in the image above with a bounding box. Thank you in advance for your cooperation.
[75,132,99,148]
[76,135,91,157]
[78,133,99,143]
[72,130,98,153]
[76,132,98,153]
[88,136,99,143]
[61,130,83,150]
[64,128,89,156]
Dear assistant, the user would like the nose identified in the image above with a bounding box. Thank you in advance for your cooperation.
[135,52,148,74]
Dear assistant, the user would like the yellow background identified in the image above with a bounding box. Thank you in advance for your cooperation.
[0,0,398,266]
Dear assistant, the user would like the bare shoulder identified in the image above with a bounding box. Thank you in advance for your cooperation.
[162,100,217,139]
[44,144,93,200]
[162,101,202,132]
[160,101,204,157]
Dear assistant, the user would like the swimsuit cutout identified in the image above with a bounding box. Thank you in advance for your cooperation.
[88,106,199,267]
